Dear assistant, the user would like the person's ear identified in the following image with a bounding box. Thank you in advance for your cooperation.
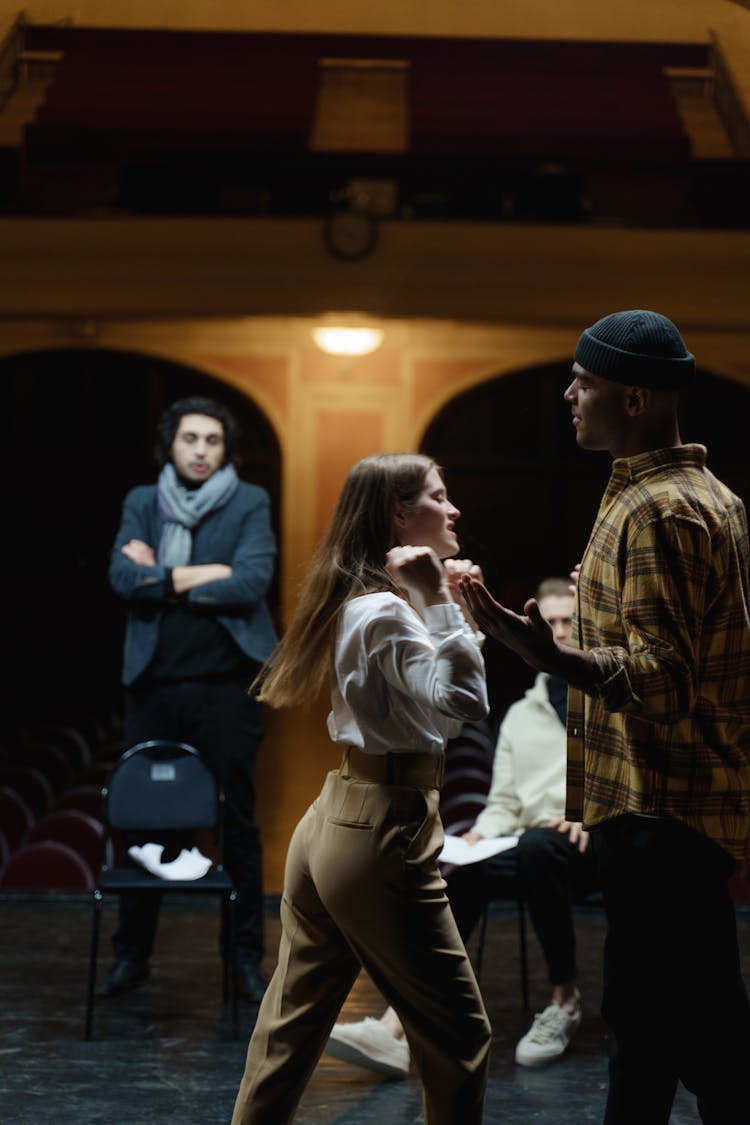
[392,507,407,545]
[625,385,650,416]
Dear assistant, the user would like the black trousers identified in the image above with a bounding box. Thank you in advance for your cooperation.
[447,825,598,986]
[592,814,750,1125]
[113,675,265,965]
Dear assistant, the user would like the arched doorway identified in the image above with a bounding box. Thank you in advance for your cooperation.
[7,347,281,738]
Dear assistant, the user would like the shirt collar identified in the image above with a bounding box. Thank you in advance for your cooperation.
[607,443,707,492]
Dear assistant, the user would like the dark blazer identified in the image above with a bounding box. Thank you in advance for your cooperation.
[109,480,279,686]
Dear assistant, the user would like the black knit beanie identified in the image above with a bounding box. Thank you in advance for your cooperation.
[574,310,695,389]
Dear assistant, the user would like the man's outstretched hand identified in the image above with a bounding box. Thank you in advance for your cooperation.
[458,576,557,671]
[459,574,601,690]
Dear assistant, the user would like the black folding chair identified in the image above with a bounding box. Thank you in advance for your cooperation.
[84,739,239,1040]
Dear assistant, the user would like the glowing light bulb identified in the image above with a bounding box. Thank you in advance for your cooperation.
[312,326,384,356]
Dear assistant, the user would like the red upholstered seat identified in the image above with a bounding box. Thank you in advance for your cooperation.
[28,809,111,874]
[439,768,492,806]
[0,766,54,819]
[26,723,93,773]
[439,794,488,835]
[0,840,95,891]
[16,742,75,794]
[0,785,35,852]
[55,784,105,821]
[70,763,114,789]
[444,744,494,774]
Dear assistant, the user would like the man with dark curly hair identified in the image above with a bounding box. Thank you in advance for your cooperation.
[99,396,278,1004]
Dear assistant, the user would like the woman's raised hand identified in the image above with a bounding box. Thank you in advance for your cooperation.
[386,545,450,604]
[444,558,484,589]
[444,558,484,630]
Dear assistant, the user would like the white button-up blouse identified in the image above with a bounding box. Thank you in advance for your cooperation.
[327,591,489,756]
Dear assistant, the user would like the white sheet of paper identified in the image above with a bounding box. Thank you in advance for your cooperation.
[438,833,518,866]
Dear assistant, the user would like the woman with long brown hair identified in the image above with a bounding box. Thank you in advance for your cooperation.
[231,452,492,1125]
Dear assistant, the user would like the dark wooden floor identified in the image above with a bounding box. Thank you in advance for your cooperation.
[1,893,748,1124]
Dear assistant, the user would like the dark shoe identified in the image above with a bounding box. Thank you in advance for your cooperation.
[237,961,267,1003]
[96,958,150,997]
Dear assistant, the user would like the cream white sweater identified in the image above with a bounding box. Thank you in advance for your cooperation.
[472,672,566,839]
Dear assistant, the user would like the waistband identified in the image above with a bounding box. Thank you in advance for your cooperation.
[340,746,444,789]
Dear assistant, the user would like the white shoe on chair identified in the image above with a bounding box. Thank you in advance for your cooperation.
[325,1017,410,1078]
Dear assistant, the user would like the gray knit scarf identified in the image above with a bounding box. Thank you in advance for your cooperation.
[156,462,239,567]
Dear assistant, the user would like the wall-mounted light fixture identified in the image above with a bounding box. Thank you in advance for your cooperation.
[312,325,384,356]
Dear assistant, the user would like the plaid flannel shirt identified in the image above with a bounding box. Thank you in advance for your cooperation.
[566,444,750,859]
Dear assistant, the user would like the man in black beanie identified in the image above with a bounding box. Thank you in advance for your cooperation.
[460,310,750,1125]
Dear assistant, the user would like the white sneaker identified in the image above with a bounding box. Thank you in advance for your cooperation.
[325,1017,410,1078]
[514,1003,582,1068]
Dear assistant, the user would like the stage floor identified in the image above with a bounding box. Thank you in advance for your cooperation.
[1,894,747,1124]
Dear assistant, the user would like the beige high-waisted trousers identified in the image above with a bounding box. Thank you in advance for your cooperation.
[231,746,491,1125]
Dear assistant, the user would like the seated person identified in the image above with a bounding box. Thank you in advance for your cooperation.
[326,576,598,1075]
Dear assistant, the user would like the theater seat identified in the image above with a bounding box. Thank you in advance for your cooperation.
[16,741,75,794]
[26,722,93,773]
[28,809,112,874]
[0,840,95,891]
[0,766,54,820]
[55,785,105,821]
[0,785,35,852]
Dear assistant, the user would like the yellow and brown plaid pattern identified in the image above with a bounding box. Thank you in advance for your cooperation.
[566,444,750,859]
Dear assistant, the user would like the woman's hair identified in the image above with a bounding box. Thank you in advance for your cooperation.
[255,452,437,709]
[154,397,240,468]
